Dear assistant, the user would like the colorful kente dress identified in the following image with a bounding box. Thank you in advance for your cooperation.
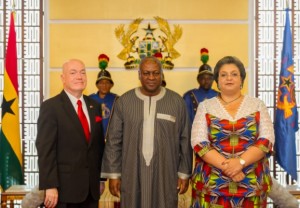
[191,95,274,208]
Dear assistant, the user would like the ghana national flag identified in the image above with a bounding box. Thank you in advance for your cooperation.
[0,11,23,191]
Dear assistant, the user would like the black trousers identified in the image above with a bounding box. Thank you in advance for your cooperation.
[56,192,98,208]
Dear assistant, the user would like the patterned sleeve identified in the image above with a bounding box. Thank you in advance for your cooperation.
[191,101,213,156]
[255,99,274,153]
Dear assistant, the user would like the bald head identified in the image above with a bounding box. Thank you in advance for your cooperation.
[62,59,85,73]
[61,59,87,98]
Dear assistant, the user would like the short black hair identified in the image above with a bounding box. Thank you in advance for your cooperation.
[213,56,246,85]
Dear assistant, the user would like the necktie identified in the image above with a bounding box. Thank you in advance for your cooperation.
[77,100,90,143]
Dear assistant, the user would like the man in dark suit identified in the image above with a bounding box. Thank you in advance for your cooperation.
[36,59,105,208]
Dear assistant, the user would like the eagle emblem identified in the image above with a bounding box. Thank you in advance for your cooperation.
[154,16,182,60]
[115,18,144,61]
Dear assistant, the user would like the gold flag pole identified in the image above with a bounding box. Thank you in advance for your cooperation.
[12,0,15,10]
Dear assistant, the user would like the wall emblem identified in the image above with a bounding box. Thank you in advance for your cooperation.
[115,17,182,69]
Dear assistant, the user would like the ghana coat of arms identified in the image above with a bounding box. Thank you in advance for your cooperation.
[115,16,182,69]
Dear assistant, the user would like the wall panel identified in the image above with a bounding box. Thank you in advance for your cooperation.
[50,24,248,68]
[49,0,248,20]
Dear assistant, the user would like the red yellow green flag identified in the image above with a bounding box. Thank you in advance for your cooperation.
[0,11,23,191]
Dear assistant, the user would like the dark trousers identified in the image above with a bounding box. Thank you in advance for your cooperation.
[56,192,98,208]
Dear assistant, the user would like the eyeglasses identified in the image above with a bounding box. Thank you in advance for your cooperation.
[141,71,161,78]
[219,72,240,79]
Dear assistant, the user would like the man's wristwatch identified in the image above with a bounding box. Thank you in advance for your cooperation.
[239,158,246,167]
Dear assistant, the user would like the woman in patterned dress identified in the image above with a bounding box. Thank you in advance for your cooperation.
[190,56,274,208]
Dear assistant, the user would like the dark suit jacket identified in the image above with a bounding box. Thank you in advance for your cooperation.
[36,90,105,203]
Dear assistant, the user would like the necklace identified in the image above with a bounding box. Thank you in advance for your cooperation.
[218,94,242,105]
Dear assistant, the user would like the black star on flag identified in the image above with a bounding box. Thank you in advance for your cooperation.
[283,77,292,87]
[1,96,16,118]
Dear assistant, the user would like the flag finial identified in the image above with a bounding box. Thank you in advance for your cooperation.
[12,0,16,11]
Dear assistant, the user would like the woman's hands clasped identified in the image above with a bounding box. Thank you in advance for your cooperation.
[221,158,245,182]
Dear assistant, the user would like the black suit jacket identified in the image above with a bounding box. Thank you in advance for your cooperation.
[36,90,105,203]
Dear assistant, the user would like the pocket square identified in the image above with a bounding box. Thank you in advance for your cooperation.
[95,116,102,122]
